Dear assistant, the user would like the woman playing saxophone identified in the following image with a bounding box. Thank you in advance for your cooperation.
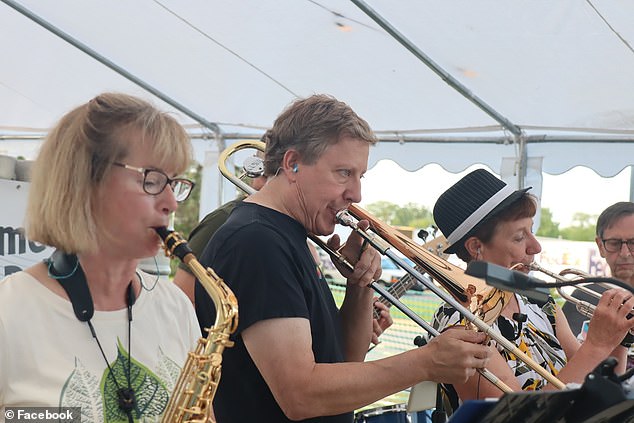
[0,93,200,422]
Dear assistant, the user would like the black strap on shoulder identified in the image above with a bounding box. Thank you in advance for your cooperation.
[46,250,94,322]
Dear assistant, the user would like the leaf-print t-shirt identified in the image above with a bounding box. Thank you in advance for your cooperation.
[0,271,200,422]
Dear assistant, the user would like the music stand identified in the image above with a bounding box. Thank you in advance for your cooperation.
[477,388,578,423]
[448,358,634,423]
[580,400,634,423]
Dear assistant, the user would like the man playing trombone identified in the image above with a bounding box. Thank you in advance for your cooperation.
[173,143,393,345]
[430,169,634,409]
[198,95,492,422]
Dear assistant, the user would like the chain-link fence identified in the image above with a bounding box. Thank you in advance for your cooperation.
[329,283,445,411]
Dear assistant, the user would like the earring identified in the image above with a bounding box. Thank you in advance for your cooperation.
[292,164,299,173]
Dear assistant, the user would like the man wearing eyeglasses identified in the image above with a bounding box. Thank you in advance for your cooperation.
[596,202,634,287]
[564,202,634,348]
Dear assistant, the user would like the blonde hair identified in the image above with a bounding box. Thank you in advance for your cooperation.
[26,92,192,253]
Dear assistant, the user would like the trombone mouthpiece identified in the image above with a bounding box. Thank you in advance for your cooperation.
[509,262,528,272]
[336,210,357,228]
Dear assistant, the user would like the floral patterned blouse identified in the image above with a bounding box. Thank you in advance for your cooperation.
[430,294,567,391]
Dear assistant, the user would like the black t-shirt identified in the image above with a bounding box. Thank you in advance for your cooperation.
[182,197,243,334]
[178,197,243,275]
[198,202,352,423]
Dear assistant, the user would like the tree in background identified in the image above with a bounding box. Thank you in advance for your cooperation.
[363,202,598,242]
[174,189,598,267]
[536,207,560,238]
[535,208,597,242]
[365,201,433,228]
[558,212,597,241]
[168,163,202,275]
[174,163,202,237]
[172,162,254,241]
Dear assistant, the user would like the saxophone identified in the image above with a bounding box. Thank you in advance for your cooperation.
[155,227,239,423]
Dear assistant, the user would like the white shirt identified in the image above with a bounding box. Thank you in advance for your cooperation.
[0,271,200,422]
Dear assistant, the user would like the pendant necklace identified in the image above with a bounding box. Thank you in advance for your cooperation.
[47,251,137,422]
[87,282,137,423]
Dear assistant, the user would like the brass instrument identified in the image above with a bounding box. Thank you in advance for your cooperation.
[218,140,567,392]
[337,208,566,390]
[156,227,239,423]
[219,142,484,310]
[348,205,515,324]
[517,262,619,319]
[372,234,448,319]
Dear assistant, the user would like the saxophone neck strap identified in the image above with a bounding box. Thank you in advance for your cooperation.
[47,250,94,322]
[46,250,138,420]
[46,250,137,322]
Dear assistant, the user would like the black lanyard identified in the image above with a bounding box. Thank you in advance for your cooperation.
[47,250,137,422]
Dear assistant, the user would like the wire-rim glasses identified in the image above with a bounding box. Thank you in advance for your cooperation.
[113,162,195,202]
[601,238,634,254]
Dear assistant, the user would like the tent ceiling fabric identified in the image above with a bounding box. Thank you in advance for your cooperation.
[2,0,634,177]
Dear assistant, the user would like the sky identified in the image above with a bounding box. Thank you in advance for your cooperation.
[360,161,633,228]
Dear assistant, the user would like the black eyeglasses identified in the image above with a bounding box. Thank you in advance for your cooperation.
[113,162,195,202]
[601,238,634,254]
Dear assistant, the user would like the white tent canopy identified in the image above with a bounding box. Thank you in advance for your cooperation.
[2,0,634,214]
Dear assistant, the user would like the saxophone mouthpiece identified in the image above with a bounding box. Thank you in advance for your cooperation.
[154,226,172,241]
[153,227,193,262]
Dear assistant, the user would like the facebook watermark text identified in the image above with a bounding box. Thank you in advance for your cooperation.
[4,408,80,422]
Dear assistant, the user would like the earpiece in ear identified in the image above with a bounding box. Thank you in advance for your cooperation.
[292,164,299,173]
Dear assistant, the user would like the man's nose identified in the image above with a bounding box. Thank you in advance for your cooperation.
[619,241,633,256]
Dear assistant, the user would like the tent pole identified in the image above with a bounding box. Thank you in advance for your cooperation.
[351,0,529,188]
[1,0,221,138]
[630,166,634,202]
[518,136,527,189]
[350,0,522,139]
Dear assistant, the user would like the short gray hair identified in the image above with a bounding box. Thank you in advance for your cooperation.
[596,201,634,238]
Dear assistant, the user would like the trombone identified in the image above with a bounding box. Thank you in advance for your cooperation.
[218,140,567,392]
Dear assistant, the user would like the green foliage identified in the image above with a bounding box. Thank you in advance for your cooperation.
[168,163,202,276]
[173,163,202,238]
[364,201,597,242]
[536,207,560,238]
[558,212,597,241]
[365,201,432,227]
[536,208,597,241]
[365,201,398,223]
